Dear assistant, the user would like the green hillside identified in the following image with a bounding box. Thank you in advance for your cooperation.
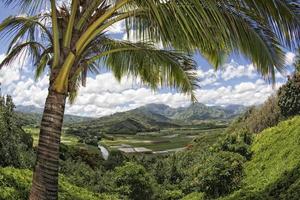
[68,107,181,135]
[0,167,118,200]
[143,103,246,121]
[223,116,300,200]
[67,103,243,136]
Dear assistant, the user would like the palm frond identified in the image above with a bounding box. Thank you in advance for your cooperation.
[0,15,52,53]
[34,47,52,80]
[123,0,297,81]
[2,0,47,14]
[0,41,45,69]
[236,0,300,48]
[84,37,198,100]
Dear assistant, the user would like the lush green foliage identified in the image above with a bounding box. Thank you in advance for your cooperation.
[181,192,205,200]
[112,162,157,200]
[191,151,245,198]
[2,93,300,200]
[223,116,300,200]
[0,94,35,168]
[213,132,253,160]
[0,167,119,200]
[67,103,240,136]
[278,73,300,117]
[227,95,283,134]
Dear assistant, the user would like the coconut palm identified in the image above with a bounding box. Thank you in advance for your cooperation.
[0,0,299,199]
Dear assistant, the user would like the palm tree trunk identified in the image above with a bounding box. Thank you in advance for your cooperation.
[29,89,67,200]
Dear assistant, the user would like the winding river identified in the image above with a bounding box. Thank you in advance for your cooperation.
[98,145,109,160]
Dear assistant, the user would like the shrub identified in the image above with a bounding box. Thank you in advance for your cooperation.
[59,144,103,168]
[112,162,157,200]
[0,95,35,168]
[181,192,205,200]
[278,73,300,117]
[191,151,245,198]
[0,167,117,200]
[161,189,184,200]
[214,131,253,160]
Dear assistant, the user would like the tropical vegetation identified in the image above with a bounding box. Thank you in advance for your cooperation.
[0,0,300,199]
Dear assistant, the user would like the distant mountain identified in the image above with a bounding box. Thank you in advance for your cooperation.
[68,103,246,135]
[69,106,180,135]
[15,105,93,126]
[140,103,246,121]
[16,105,44,114]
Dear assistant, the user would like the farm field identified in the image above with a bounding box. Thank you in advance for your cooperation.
[24,127,100,153]
[100,127,225,152]
[25,126,225,153]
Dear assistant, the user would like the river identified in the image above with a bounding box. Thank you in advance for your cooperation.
[98,145,109,160]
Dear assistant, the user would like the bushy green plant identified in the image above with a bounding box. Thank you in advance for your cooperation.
[278,73,300,117]
[223,116,300,200]
[0,95,35,168]
[112,162,157,200]
[214,131,253,160]
[181,192,205,200]
[0,167,118,200]
[191,151,245,198]
[59,144,103,168]
[161,189,184,200]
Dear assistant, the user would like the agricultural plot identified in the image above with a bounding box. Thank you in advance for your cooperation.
[25,126,225,154]
[100,127,225,152]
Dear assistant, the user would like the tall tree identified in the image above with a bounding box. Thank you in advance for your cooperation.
[0,0,299,199]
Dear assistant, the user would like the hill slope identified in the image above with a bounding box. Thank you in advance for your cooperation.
[69,107,180,135]
[223,116,300,200]
[68,103,245,135]
[142,103,246,121]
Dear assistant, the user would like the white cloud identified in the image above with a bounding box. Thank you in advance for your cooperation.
[196,69,218,86]
[0,53,288,117]
[0,55,23,85]
[195,79,283,106]
[218,60,256,81]
[285,52,296,66]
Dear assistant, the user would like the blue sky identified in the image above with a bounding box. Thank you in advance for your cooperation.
[0,3,297,117]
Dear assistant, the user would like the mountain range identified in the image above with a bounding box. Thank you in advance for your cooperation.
[64,103,247,135]
[15,105,93,126]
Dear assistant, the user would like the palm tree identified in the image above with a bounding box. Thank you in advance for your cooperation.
[0,0,299,199]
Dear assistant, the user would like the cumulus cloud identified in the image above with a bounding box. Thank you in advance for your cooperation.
[0,52,288,117]
[195,79,283,106]
[218,60,257,81]
[285,52,296,66]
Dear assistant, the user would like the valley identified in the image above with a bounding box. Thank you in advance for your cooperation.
[19,103,234,156]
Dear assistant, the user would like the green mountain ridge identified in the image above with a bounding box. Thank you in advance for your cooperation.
[17,103,246,135]
[68,103,245,135]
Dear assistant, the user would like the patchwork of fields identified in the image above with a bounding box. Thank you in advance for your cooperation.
[25,126,225,154]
